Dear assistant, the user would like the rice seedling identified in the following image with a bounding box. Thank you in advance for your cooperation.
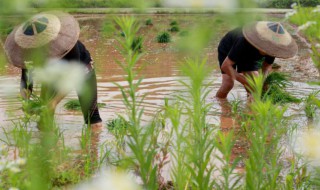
[262,72,301,104]
[145,18,153,26]
[168,25,180,32]
[106,117,129,151]
[230,98,242,115]
[157,32,171,43]
[170,21,178,26]
[131,36,143,52]
[64,99,106,111]
[304,90,320,118]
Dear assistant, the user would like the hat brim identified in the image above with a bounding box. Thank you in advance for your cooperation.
[243,22,298,59]
[5,11,80,68]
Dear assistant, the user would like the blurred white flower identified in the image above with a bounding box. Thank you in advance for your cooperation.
[312,8,320,13]
[9,166,21,173]
[315,43,320,48]
[75,170,142,190]
[290,2,297,8]
[33,59,87,94]
[9,187,19,190]
[12,0,28,11]
[0,144,6,152]
[15,158,26,166]
[162,0,238,9]
[0,161,5,171]
[297,129,320,165]
[297,21,317,31]
[285,10,297,19]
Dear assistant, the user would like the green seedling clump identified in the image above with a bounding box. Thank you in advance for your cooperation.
[304,91,320,118]
[169,25,180,32]
[170,21,178,26]
[106,117,130,131]
[262,72,301,104]
[145,18,153,26]
[64,99,106,111]
[131,36,143,52]
[120,31,126,37]
[157,32,171,43]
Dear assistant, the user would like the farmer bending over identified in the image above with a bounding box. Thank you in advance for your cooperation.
[216,21,298,99]
[4,11,102,129]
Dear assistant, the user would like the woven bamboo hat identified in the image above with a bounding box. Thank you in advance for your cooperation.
[243,21,298,58]
[5,11,80,68]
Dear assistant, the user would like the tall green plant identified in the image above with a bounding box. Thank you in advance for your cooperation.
[113,16,159,189]
[168,58,216,190]
[244,74,307,189]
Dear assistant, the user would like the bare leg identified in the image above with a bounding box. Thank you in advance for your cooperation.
[216,74,234,99]
[48,93,68,112]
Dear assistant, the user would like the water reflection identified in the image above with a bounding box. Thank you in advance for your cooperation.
[215,97,247,168]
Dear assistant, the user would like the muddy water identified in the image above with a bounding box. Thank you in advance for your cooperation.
[0,14,319,162]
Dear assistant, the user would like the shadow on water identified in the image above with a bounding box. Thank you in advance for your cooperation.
[0,14,320,170]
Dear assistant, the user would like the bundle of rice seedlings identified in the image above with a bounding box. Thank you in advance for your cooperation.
[262,72,301,104]
[64,99,106,111]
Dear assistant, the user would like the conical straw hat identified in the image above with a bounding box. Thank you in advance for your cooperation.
[5,11,80,68]
[243,21,298,59]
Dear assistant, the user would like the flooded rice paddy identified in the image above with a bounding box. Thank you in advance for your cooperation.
[0,13,319,160]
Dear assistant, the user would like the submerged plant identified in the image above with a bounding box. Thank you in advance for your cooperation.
[157,32,171,43]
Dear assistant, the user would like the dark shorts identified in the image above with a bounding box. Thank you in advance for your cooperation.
[218,50,260,74]
[38,66,102,125]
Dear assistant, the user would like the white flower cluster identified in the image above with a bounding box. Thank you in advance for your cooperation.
[312,5,320,13]
[299,130,320,165]
[0,145,26,173]
[9,188,19,190]
[74,169,142,190]
[290,2,297,9]
[297,21,317,31]
[33,59,87,94]
[285,10,297,19]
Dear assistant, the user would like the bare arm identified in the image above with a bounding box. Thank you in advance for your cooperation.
[221,57,250,89]
[262,61,273,77]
